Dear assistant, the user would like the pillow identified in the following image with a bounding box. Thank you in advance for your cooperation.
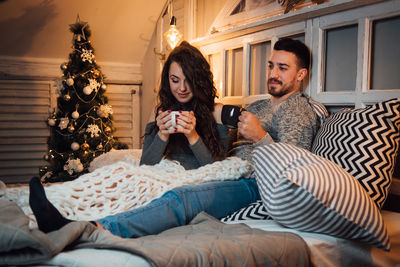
[221,200,271,222]
[312,98,400,208]
[254,143,390,251]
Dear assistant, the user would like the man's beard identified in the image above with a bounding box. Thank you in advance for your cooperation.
[267,78,295,98]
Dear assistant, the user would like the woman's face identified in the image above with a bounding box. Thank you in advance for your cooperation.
[169,61,193,104]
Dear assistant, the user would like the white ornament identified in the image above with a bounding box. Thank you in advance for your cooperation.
[86,124,101,138]
[48,118,56,126]
[66,78,74,86]
[64,158,84,175]
[89,78,100,92]
[101,84,107,90]
[81,48,95,63]
[59,117,69,130]
[83,86,93,95]
[72,111,80,119]
[97,104,113,118]
[71,142,80,151]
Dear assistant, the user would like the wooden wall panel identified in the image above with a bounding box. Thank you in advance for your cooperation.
[0,80,52,184]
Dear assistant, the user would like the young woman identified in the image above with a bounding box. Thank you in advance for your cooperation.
[140,41,229,170]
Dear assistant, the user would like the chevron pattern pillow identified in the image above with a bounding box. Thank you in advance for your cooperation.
[221,200,271,222]
[254,143,390,251]
[312,98,400,208]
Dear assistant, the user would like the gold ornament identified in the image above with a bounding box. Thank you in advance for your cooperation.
[104,126,112,135]
[81,142,90,150]
[81,150,89,158]
[96,143,103,150]
[43,153,50,161]
[64,94,71,101]
[72,110,79,119]
[68,125,75,133]
[60,63,68,70]
[91,69,100,79]
[66,77,74,86]
[101,84,107,90]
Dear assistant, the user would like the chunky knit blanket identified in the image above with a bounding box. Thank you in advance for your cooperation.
[0,149,251,228]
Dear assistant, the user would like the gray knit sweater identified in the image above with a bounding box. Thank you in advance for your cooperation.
[229,92,322,164]
[140,123,230,170]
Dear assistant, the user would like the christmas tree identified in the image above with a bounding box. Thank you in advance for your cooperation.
[40,16,126,182]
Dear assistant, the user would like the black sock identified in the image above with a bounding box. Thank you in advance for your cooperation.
[29,177,73,233]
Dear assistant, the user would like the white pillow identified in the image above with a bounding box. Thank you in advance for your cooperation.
[254,143,390,251]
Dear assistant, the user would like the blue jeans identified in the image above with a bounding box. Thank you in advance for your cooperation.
[97,178,259,238]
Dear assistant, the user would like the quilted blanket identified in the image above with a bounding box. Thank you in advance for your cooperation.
[0,199,310,266]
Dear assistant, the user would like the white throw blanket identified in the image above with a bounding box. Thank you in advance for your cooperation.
[0,149,251,228]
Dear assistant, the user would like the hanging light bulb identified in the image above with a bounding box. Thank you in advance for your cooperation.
[164,16,183,49]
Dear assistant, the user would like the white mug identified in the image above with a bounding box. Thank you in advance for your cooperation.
[168,111,183,131]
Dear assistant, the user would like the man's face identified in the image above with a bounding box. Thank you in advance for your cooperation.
[267,50,305,99]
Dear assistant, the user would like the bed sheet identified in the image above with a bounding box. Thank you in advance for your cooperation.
[40,248,151,267]
[227,210,400,267]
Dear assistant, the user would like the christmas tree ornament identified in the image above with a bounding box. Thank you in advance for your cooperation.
[60,63,68,70]
[97,104,113,118]
[58,117,70,130]
[66,77,74,86]
[63,94,71,101]
[64,158,84,175]
[68,125,75,133]
[83,85,93,95]
[43,153,50,161]
[96,143,103,150]
[91,69,100,78]
[71,142,80,151]
[101,84,107,90]
[86,124,101,138]
[81,48,95,63]
[47,118,56,126]
[81,150,89,158]
[81,142,90,150]
[39,166,48,176]
[104,126,112,135]
[72,110,80,119]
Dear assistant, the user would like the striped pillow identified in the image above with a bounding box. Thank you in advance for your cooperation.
[254,143,390,251]
[312,98,400,208]
[221,200,271,222]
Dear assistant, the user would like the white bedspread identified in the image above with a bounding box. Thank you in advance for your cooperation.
[228,210,400,267]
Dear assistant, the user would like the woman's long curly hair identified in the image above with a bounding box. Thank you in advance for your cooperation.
[154,41,224,160]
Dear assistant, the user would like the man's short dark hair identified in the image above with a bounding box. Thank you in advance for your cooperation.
[274,38,310,70]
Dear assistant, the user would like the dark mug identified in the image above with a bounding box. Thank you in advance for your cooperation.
[221,105,243,128]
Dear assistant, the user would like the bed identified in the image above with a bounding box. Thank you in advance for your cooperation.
[1,98,399,266]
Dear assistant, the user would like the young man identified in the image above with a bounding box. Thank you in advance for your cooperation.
[29,38,327,237]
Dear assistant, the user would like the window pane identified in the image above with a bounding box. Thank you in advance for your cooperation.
[208,53,222,97]
[283,34,305,43]
[324,25,358,92]
[225,48,243,96]
[250,41,271,95]
[370,15,400,90]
